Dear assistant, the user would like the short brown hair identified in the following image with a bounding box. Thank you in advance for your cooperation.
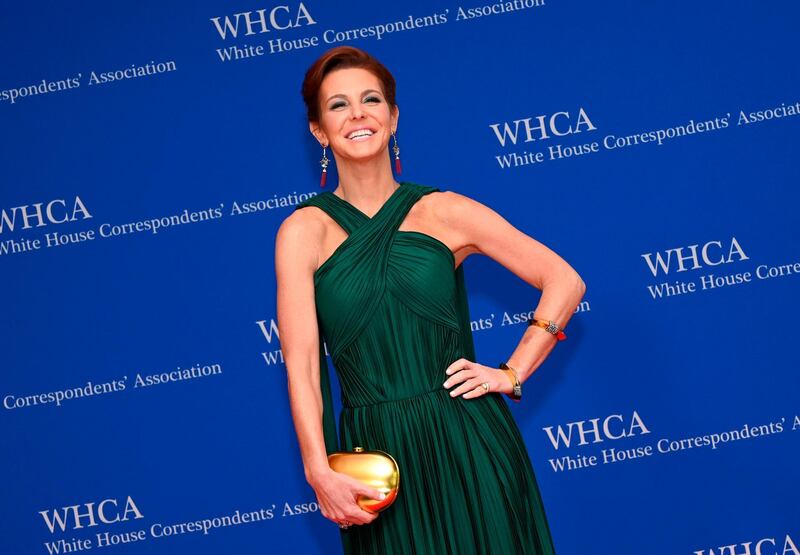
[301,45,397,123]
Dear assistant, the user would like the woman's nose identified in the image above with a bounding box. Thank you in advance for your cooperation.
[349,104,365,119]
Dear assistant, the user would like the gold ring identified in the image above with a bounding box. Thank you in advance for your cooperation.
[481,382,489,392]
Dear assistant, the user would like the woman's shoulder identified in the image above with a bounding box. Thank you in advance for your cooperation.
[276,196,327,251]
[285,191,337,230]
[411,182,479,218]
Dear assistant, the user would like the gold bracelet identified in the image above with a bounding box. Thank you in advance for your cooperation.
[498,363,522,401]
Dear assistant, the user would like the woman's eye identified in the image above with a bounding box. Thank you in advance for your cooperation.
[329,97,380,110]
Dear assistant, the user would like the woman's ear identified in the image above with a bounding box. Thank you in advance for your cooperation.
[391,104,400,131]
[309,121,327,146]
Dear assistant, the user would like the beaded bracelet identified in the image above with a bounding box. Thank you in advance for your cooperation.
[528,317,567,341]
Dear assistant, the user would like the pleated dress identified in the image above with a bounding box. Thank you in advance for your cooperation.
[294,181,556,555]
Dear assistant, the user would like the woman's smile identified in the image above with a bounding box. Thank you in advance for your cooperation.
[346,128,376,141]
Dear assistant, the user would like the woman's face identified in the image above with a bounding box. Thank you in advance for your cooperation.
[310,67,398,163]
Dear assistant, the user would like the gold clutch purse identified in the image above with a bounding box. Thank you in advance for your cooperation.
[327,446,400,513]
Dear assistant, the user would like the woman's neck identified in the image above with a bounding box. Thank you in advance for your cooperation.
[332,157,399,215]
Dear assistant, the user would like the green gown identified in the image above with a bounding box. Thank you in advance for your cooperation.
[294,181,556,555]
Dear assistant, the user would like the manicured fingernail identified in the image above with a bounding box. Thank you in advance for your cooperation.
[379,492,386,500]
[442,382,449,388]
[450,391,456,396]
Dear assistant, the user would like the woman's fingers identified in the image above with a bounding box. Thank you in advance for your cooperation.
[362,486,386,501]
[443,368,474,389]
[315,472,381,526]
[342,480,383,525]
[449,377,484,397]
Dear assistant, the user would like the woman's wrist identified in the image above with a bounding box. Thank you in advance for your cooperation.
[497,367,515,391]
[305,459,332,486]
[497,363,522,401]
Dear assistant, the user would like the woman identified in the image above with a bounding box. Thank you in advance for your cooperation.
[275,45,585,554]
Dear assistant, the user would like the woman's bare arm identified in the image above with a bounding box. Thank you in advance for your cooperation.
[275,208,384,526]
[439,191,586,383]
[274,209,330,485]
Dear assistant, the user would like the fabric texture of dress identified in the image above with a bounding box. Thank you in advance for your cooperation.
[294,181,556,554]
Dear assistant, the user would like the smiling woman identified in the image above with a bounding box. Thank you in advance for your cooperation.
[275,45,584,555]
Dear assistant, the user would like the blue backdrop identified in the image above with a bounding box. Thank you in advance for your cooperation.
[2,1,798,554]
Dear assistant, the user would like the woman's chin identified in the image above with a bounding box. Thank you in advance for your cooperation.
[340,145,385,160]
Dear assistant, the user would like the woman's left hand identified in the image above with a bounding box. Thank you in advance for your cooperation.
[442,358,512,399]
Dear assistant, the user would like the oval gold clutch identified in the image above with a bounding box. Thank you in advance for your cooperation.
[327,446,400,513]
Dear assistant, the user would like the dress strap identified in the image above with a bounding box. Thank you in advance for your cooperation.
[383,182,440,233]
[294,192,362,236]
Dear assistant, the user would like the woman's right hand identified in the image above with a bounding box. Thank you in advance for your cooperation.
[309,467,385,526]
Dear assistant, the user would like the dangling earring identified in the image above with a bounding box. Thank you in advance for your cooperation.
[392,130,402,175]
[319,143,329,187]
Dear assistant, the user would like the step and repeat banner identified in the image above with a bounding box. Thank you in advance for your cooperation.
[2,1,798,554]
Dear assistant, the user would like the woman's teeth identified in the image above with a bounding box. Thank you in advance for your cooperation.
[347,130,374,141]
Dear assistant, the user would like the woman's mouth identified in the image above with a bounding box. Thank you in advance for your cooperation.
[347,129,375,141]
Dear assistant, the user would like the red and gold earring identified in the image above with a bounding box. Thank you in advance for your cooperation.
[319,143,330,187]
[392,130,402,175]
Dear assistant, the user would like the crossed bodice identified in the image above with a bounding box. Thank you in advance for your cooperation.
[294,182,466,409]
